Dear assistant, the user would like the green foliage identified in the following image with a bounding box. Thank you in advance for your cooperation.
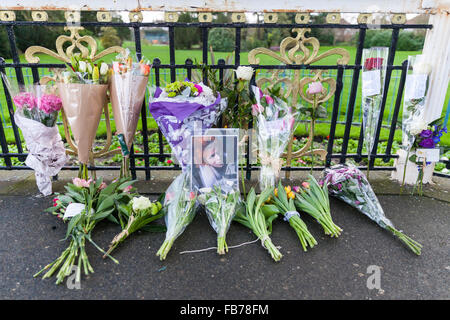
[208,28,235,52]
[100,27,122,48]
[362,30,425,51]
[174,13,201,50]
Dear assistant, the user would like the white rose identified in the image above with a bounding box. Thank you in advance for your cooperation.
[78,60,87,73]
[100,63,109,76]
[235,66,254,81]
[409,119,428,135]
[132,196,152,212]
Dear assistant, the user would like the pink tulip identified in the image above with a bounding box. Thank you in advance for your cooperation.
[123,185,133,193]
[72,178,91,188]
[292,186,300,193]
[189,191,196,200]
[251,104,264,116]
[302,182,310,189]
[307,81,323,95]
[264,95,274,105]
[99,182,107,190]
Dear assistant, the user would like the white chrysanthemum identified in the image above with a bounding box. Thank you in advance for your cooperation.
[132,196,152,212]
[235,66,254,81]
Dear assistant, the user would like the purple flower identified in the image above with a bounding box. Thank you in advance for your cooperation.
[418,138,435,148]
[355,200,360,205]
[419,130,433,138]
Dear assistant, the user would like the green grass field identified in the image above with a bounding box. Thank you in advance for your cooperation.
[1,43,449,148]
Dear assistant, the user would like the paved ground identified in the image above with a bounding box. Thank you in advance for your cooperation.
[0,184,449,299]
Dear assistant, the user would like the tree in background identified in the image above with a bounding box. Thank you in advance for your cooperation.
[174,13,201,50]
[100,27,122,49]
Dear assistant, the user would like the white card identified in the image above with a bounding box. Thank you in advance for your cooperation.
[416,148,440,162]
[63,203,86,219]
[405,74,427,100]
[362,69,381,97]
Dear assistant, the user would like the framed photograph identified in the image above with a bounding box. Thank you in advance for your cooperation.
[190,129,239,192]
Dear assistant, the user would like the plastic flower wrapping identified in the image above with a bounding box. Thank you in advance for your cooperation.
[1,74,67,195]
[252,85,297,190]
[109,49,152,177]
[321,164,422,255]
[402,54,431,151]
[149,80,227,259]
[361,47,389,172]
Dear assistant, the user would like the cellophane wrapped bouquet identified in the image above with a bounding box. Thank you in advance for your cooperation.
[1,74,66,195]
[109,49,151,177]
[149,80,226,259]
[322,164,422,255]
[361,47,389,177]
[252,86,296,190]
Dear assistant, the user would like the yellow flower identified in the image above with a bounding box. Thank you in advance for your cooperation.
[287,191,295,199]
[284,186,291,194]
[274,188,278,197]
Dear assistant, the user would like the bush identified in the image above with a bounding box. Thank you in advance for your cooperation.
[208,28,235,52]
[100,27,122,48]
[397,31,425,51]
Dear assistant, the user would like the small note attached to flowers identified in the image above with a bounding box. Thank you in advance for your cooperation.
[362,70,381,97]
[416,148,440,162]
[405,74,427,100]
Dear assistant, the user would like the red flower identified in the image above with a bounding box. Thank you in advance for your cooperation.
[167,159,173,165]
[364,57,384,71]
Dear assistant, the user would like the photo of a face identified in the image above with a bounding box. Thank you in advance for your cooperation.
[190,131,238,192]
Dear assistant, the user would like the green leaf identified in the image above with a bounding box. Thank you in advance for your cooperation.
[96,194,115,212]
[261,204,280,218]
[65,214,82,239]
[92,207,115,221]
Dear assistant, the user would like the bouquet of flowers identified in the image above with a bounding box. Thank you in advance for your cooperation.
[322,164,422,255]
[104,195,164,257]
[149,80,226,259]
[252,86,296,190]
[156,173,197,260]
[234,187,283,262]
[110,49,151,177]
[361,47,389,178]
[198,186,240,254]
[262,182,317,251]
[1,73,66,196]
[294,175,342,237]
[56,54,110,179]
[407,118,447,195]
[35,177,136,284]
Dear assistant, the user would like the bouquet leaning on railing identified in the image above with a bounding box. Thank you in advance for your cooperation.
[252,85,296,190]
[149,80,227,259]
[294,175,342,238]
[262,182,317,251]
[322,164,422,255]
[56,54,110,179]
[234,187,283,262]
[1,74,66,196]
[109,49,151,178]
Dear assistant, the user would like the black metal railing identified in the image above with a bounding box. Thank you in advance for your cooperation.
[1,15,447,180]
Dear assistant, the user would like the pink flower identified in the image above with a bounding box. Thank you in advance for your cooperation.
[189,191,196,200]
[258,88,263,99]
[307,81,323,95]
[302,182,310,189]
[99,182,107,190]
[167,159,173,165]
[264,95,274,105]
[123,185,133,193]
[292,186,300,193]
[72,177,91,188]
[194,84,203,94]
[251,104,264,116]
[112,62,121,73]
[165,192,174,202]
[39,94,62,114]
[13,92,37,109]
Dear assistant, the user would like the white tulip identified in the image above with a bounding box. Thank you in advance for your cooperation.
[86,63,93,74]
[131,196,152,212]
[78,60,87,73]
[100,63,108,76]
[235,66,254,81]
